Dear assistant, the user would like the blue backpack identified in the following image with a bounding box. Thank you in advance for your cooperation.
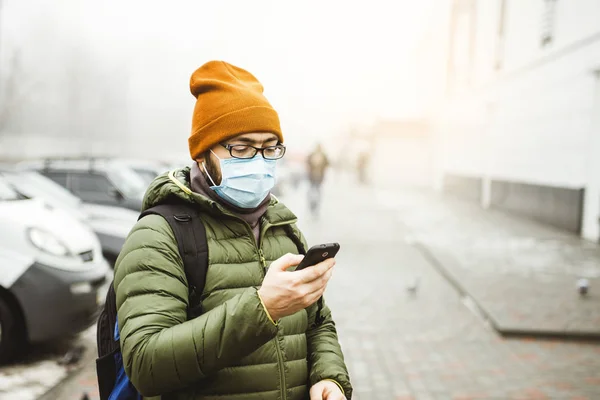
[95,200,312,399]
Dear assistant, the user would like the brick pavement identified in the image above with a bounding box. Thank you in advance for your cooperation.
[41,178,600,399]
[291,179,600,399]
[374,187,600,338]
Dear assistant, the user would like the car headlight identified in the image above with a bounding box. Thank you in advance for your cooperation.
[27,228,70,256]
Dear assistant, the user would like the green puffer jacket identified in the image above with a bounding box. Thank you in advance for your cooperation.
[113,168,352,400]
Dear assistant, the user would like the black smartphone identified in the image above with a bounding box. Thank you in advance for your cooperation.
[295,243,340,271]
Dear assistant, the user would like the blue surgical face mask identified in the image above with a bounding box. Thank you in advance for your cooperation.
[203,150,277,209]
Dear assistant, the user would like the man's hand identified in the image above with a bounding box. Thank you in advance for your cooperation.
[310,380,346,400]
[257,253,334,321]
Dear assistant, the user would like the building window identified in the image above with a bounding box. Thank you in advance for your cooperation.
[447,0,477,93]
[541,0,557,47]
[495,0,507,70]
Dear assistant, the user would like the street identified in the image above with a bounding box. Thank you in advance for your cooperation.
[11,174,600,400]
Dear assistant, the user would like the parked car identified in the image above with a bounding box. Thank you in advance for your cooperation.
[0,170,138,265]
[19,158,146,212]
[80,204,138,264]
[111,158,169,186]
[0,177,110,363]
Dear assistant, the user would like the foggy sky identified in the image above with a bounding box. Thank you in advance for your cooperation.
[1,0,439,159]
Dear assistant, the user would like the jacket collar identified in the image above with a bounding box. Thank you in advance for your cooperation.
[143,166,297,226]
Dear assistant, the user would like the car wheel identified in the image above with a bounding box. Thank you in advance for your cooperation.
[0,295,25,364]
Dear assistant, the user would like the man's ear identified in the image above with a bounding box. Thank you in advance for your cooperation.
[197,149,214,164]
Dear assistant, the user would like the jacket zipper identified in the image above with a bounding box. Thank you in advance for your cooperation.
[186,197,293,398]
[256,222,287,400]
[274,334,287,400]
[214,214,292,400]
[258,248,267,269]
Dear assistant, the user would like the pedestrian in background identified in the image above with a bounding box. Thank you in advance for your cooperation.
[356,150,369,185]
[306,143,330,218]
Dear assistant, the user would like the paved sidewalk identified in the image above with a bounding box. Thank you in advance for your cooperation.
[0,325,95,400]
[41,178,600,400]
[376,187,600,338]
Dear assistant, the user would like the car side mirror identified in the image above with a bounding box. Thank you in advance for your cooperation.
[109,187,124,201]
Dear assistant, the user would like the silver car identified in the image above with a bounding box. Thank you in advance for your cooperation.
[0,170,138,265]
[0,178,110,363]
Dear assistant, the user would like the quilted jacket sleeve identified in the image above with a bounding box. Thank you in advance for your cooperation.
[294,227,353,399]
[306,299,353,399]
[114,215,278,397]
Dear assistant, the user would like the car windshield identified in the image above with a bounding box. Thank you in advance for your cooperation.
[107,168,147,199]
[2,171,81,208]
[132,168,160,186]
[0,178,22,201]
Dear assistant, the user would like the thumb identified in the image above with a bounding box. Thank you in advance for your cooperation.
[270,253,304,272]
[309,384,324,400]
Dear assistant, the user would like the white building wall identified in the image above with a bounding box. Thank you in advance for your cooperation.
[436,0,600,239]
[502,0,600,72]
[488,50,597,188]
[582,73,600,241]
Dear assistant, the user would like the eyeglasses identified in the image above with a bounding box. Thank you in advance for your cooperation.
[220,143,286,160]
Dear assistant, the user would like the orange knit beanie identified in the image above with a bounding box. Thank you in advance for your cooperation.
[188,61,283,160]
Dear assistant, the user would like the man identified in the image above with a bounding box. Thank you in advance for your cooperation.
[114,61,352,400]
[306,143,330,217]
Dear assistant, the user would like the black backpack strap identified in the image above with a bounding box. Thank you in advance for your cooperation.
[282,225,325,326]
[140,202,208,318]
[95,282,121,400]
[283,224,306,256]
[97,282,119,355]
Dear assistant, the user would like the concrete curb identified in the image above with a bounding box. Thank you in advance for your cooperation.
[414,242,600,342]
